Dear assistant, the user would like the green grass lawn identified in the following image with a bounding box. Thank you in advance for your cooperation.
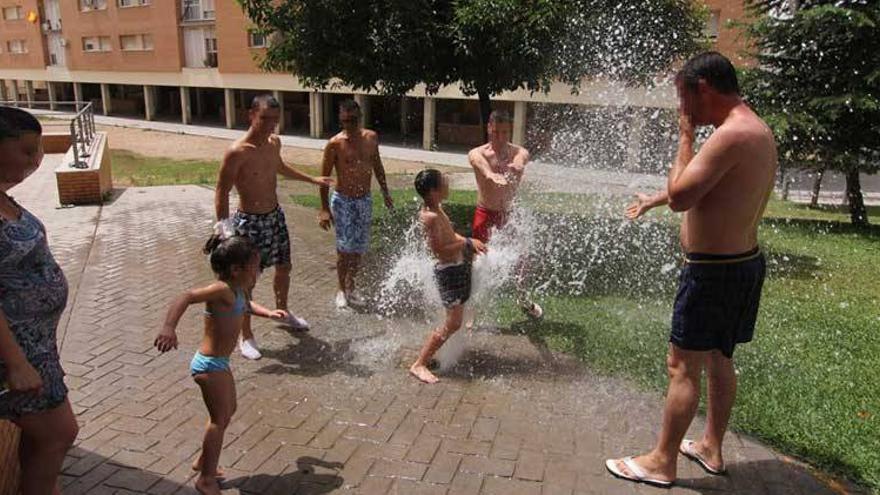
[291,188,880,491]
[109,150,321,187]
[110,150,221,187]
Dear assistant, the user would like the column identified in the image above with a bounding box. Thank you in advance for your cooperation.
[100,83,112,115]
[224,88,235,129]
[512,100,527,146]
[143,85,157,121]
[25,81,35,108]
[322,93,332,131]
[47,81,57,111]
[309,91,323,138]
[180,86,191,125]
[354,93,370,128]
[11,81,20,106]
[0,80,7,102]
[400,96,410,136]
[195,87,204,118]
[73,82,83,111]
[422,97,436,150]
[625,109,646,171]
[273,90,285,134]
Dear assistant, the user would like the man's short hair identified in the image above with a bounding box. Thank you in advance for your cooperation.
[250,94,280,111]
[415,169,442,199]
[488,110,512,125]
[0,106,42,141]
[339,99,361,114]
[676,51,740,95]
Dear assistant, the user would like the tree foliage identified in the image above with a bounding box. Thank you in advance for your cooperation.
[741,0,880,225]
[239,0,704,131]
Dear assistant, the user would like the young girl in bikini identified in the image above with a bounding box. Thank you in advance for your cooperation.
[154,232,288,494]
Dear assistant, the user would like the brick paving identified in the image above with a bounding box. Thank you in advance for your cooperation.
[8,155,865,494]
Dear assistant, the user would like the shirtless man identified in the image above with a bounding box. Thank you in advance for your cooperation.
[318,99,393,309]
[410,169,486,383]
[215,94,332,360]
[607,52,777,488]
[469,110,542,319]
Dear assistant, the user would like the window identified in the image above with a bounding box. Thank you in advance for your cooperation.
[3,6,23,20]
[80,0,107,11]
[202,0,215,19]
[82,36,111,52]
[6,39,27,54]
[118,0,150,6]
[247,31,266,48]
[182,0,214,21]
[705,10,721,40]
[204,35,218,67]
[120,34,153,51]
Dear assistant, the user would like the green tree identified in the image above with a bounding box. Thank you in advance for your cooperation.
[742,0,880,226]
[238,0,704,140]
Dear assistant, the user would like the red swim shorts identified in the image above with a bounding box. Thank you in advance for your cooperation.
[471,205,509,243]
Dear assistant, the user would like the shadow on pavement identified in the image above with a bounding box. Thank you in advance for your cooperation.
[226,456,345,494]
[255,330,374,378]
[669,458,867,495]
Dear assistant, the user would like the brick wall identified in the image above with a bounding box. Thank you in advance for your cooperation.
[42,133,73,154]
[56,132,112,205]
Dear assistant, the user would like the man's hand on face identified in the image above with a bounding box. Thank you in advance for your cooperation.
[679,110,695,142]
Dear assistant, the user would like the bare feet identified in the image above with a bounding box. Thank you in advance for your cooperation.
[194,475,221,495]
[409,363,439,384]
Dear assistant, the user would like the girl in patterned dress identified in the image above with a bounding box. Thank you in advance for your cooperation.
[0,107,79,493]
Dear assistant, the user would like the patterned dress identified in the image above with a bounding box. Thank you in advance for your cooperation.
[0,197,69,419]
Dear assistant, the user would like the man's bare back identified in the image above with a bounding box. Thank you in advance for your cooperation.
[679,106,777,254]
[469,142,529,212]
[325,129,380,199]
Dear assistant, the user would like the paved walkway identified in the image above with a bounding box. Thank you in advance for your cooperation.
[8,155,864,495]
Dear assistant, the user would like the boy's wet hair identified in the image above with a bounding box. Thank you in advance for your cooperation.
[0,106,42,141]
[250,94,280,110]
[676,51,740,95]
[488,110,512,125]
[415,168,442,199]
[203,235,258,280]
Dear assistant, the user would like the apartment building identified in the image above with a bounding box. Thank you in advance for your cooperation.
[0,0,751,161]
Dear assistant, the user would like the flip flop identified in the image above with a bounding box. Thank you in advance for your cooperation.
[605,457,674,489]
[680,439,727,475]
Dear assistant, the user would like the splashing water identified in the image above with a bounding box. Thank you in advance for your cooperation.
[375,204,541,370]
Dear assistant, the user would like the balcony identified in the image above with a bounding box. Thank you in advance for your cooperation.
[41,19,62,33]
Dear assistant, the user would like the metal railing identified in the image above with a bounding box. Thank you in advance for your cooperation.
[0,101,97,169]
[69,102,96,169]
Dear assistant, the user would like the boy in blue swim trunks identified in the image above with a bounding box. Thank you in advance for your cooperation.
[318,99,394,309]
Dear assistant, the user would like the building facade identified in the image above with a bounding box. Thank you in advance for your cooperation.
[0,0,751,154]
